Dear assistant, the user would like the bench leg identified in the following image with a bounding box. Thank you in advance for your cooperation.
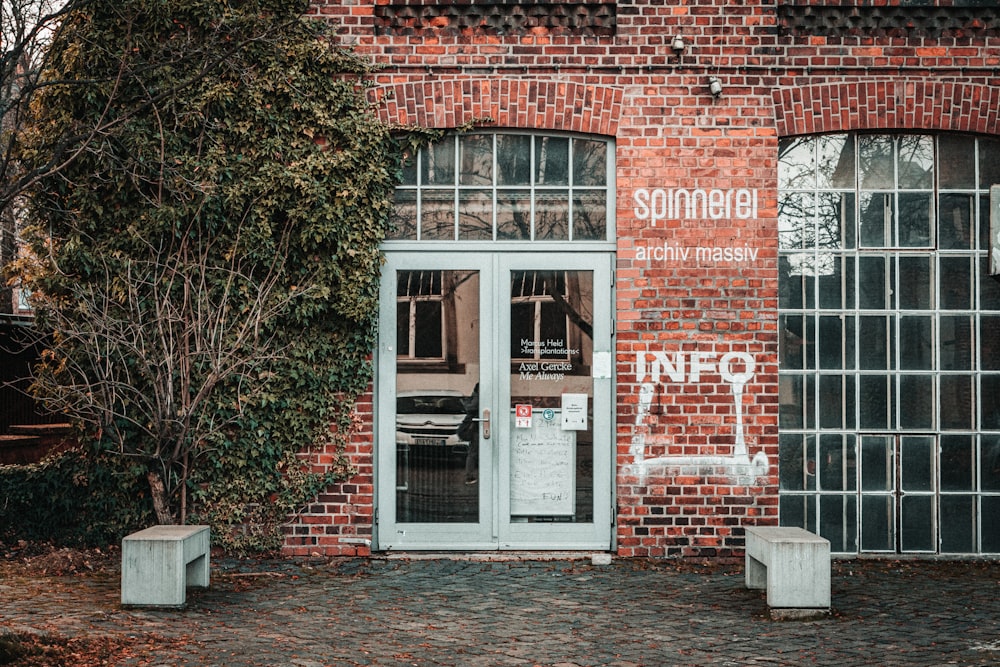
[745,553,767,590]
[122,539,188,606]
[187,552,210,589]
[766,542,830,608]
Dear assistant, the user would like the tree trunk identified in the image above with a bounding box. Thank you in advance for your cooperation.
[147,470,177,525]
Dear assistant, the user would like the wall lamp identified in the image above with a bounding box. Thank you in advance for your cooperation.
[708,76,723,98]
[671,35,685,57]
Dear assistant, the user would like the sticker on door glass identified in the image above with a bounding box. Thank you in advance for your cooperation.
[560,393,588,430]
[515,404,533,428]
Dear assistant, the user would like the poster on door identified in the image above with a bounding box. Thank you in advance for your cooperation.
[509,412,576,516]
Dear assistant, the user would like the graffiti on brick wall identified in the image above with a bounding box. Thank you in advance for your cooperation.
[629,351,769,482]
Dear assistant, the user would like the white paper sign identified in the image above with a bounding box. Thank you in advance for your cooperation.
[592,350,612,379]
[561,393,588,431]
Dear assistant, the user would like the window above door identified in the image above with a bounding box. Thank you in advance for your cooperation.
[388,132,615,244]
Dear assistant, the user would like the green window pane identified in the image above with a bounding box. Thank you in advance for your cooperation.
[535,191,569,240]
[820,494,857,552]
[940,435,975,491]
[897,256,933,310]
[900,495,935,552]
[389,190,418,240]
[779,433,814,491]
[939,256,973,310]
[861,495,893,551]
[496,190,531,240]
[420,191,456,240]
[938,193,974,250]
[861,436,893,492]
[899,375,933,430]
[938,316,973,371]
[901,436,935,492]
[535,136,569,185]
[938,135,976,189]
[899,316,932,371]
[939,375,973,430]
[573,139,607,186]
[858,135,895,189]
[896,135,933,190]
[421,138,456,185]
[496,135,532,186]
[897,192,933,247]
[816,134,856,189]
[458,190,493,240]
[939,495,976,553]
[779,136,816,190]
[981,436,1000,491]
[459,134,493,186]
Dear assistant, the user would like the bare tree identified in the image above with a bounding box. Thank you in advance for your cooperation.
[23,215,321,524]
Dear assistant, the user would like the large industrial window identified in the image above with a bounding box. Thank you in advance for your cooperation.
[778,133,1000,554]
[389,132,612,243]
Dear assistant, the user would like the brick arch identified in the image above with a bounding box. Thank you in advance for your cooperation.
[371,78,624,136]
[773,80,1000,137]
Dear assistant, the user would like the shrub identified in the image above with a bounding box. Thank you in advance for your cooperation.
[0,448,152,547]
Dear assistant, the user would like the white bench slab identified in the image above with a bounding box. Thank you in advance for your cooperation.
[121,525,210,607]
[745,526,830,614]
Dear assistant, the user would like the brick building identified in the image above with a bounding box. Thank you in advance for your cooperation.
[285,0,1000,558]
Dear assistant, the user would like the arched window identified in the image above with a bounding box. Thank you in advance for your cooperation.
[388,132,613,243]
[778,133,1000,554]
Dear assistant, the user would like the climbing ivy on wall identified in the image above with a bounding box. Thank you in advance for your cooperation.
[10,0,401,551]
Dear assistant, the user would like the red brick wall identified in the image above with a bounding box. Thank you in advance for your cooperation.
[294,0,1000,557]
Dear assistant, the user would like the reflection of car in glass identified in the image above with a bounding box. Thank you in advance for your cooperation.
[396,390,470,453]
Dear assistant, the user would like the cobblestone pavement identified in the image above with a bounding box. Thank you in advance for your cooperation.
[1,555,999,666]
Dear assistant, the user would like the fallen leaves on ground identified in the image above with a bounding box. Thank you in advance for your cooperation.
[0,632,132,667]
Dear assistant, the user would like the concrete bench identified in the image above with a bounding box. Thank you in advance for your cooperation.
[121,525,210,607]
[744,526,830,617]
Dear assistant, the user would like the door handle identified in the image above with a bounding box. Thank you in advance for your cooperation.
[473,409,491,440]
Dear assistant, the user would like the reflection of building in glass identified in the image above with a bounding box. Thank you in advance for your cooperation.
[778,134,1000,554]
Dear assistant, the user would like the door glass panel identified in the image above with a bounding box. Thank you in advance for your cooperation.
[509,270,595,525]
[395,270,480,523]
[901,436,935,492]
[901,495,935,552]
[861,436,892,491]
[861,495,893,551]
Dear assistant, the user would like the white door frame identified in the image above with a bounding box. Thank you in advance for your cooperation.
[375,250,615,551]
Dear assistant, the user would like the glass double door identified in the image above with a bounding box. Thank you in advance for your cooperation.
[376,252,613,550]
